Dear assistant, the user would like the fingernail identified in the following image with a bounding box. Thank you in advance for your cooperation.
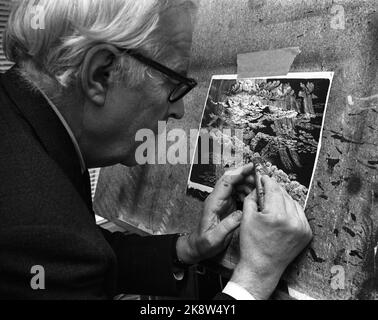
[233,210,243,220]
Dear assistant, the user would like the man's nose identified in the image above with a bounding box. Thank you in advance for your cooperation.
[168,99,185,120]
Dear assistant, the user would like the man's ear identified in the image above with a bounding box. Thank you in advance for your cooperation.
[80,44,120,106]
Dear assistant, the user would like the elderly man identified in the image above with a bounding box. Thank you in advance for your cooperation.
[0,0,312,300]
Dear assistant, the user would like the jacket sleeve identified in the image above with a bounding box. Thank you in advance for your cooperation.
[214,293,236,300]
[100,228,186,297]
[0,225,116,300]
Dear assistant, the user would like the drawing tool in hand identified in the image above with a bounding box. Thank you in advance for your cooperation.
[252,157,268,212]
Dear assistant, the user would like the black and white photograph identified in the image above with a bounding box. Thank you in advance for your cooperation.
[188,73,333,208]
[0,0,377,305]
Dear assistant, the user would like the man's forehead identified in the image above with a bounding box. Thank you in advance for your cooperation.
[159,5,194,47]
[159,6,194,75]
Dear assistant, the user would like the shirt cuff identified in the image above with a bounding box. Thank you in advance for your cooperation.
[173,270,185,281]
[223,282,256,300]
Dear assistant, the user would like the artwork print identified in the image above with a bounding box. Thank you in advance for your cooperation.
[187,73,334,208]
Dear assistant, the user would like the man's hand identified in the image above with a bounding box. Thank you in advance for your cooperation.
[230,176,313,300]
[176,164,255,265]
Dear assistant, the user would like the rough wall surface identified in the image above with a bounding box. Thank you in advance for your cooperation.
[95,0,378,300]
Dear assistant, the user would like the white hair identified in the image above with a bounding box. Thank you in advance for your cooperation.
[3,0,197,88]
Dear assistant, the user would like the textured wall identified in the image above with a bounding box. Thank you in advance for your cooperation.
[95,0,378,300]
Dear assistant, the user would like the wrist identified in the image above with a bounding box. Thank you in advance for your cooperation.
[230,263,282,300]
[175,233,199,265]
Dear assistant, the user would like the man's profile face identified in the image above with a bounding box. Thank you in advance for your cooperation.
[90,5,194,167]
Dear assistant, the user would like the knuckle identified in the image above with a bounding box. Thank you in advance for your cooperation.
[285,219,301,234]
[216,198,225,208]
[221,175,232,186]
[283,215,304,234]
[270,214,286,228]
[231,210,242,221]
[201,234,213,249]
[304,224,313,240]
[289,217,302,231]
[277,216,287,228]
[296,223,312,241]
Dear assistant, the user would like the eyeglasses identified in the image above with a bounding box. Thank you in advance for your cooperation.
[120,49,198,103]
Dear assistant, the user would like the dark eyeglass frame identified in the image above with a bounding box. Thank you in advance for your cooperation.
[120,49,197,103]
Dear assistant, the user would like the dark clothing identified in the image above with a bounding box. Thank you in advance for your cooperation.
[0,67,182,300]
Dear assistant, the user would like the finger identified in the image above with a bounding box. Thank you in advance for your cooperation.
[260,175,278,197]
[223,233,234,248]
[294,200,304,216]
[294,201,313,242]
[236,184,254,195]
[282,190,298,220]
[244,175,255,186]
[212,163,254,200]
[243,190,259,215]
[238,193,246,203]
[223,164,255,184]
[270,179,297,219]
[213,210,243,240]
[277,183,303,221]
[280,185,295,205]
[294,200,310,231]
[284,190,302,221]
[260,176,285,213]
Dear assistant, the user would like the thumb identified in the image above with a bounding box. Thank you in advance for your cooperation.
[243,189,259,215]
[214,210,243,240]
